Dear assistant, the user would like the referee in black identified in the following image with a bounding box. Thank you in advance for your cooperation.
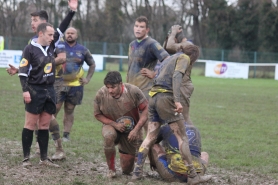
[18,22,61,168]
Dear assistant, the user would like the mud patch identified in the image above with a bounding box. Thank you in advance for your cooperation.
[0,139,277,185]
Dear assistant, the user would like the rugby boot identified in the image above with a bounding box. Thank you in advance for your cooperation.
[187,164,212,185]
[39,158,60,168]
[22,158,32,168]
[188,174,212,185]
[131,164,143,180]
[107,169,116,178]
[51,138,66,160]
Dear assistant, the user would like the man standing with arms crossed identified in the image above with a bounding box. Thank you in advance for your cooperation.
[6,0,78,160]
[55,27,96,141]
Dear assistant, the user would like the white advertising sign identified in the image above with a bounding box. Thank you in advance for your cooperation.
[275,65,278,80]
[0,50,104,72]
[83,54,103,71]
[205,60,249,79]
[0,50,22,68]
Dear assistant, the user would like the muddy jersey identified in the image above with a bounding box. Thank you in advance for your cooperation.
[166,35,194,99]
[18,36,62,85]
[157,123,203,174]
[150,52,190,95]
[180,63,194,106]
[127,37,169,92]
[58,41,95,86]
[54,41,66,78]
[94,83,147,124]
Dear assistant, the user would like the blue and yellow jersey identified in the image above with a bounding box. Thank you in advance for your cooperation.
[58,41,95,86]
[127,37,169,92]
[158,122,203,174]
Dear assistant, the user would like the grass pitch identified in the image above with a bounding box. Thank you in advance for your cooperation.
[0,68,277,184]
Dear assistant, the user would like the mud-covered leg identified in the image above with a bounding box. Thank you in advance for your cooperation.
[169,120,212,185]
[149,144,178,182]
[120,153,135,175]
[131,121,161,180]
[49,116,66,160]
[63,102,76,141]
[102,125,117,178]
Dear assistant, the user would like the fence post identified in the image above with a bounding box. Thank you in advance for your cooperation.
[253,51,257,78]
[103,42,107,71]
[221,50,224,61]
[4,37,9,50]
[119,43,123,71]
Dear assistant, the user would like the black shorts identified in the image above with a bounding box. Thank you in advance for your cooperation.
[25,84,56,114]
[54,78,83,105]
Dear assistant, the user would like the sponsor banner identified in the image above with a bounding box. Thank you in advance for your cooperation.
[0,50,22,68]
[205,60,248,79]
[0,50,104,72]
[275,65,278,80]
[83,54,104,71]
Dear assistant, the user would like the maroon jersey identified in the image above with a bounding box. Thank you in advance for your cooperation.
[94,83,147,124]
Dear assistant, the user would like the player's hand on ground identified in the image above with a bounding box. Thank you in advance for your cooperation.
[114,123,126,133]
[127,129,137,142]
[79,78,89,85]
[6,64,18,76]
[174,102,183,114]
[68,0,78,11]
[140,68,156,79]
[171,25,182,35]
[23,91,31,103]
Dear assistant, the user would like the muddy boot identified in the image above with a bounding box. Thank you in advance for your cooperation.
[107,170,116,178]
[187,164,212,185]
[131,165,143,181]
[39,158,60,168]
[188,174,212,185]
[51,138,66,161]
[22,158,32,168]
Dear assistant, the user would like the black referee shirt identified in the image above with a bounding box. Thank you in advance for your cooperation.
[18,39,56,85]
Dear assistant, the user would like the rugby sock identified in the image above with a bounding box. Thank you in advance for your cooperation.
[22,128,34,159]
[37,129,49,161]
[63,132,70,139]
[104,148,116,171]
[133,147,148,177]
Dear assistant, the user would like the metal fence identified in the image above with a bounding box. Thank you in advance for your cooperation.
[4,36,278,64]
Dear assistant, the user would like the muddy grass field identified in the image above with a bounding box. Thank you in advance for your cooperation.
[1,70,278,185]
[1,140,277,185]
